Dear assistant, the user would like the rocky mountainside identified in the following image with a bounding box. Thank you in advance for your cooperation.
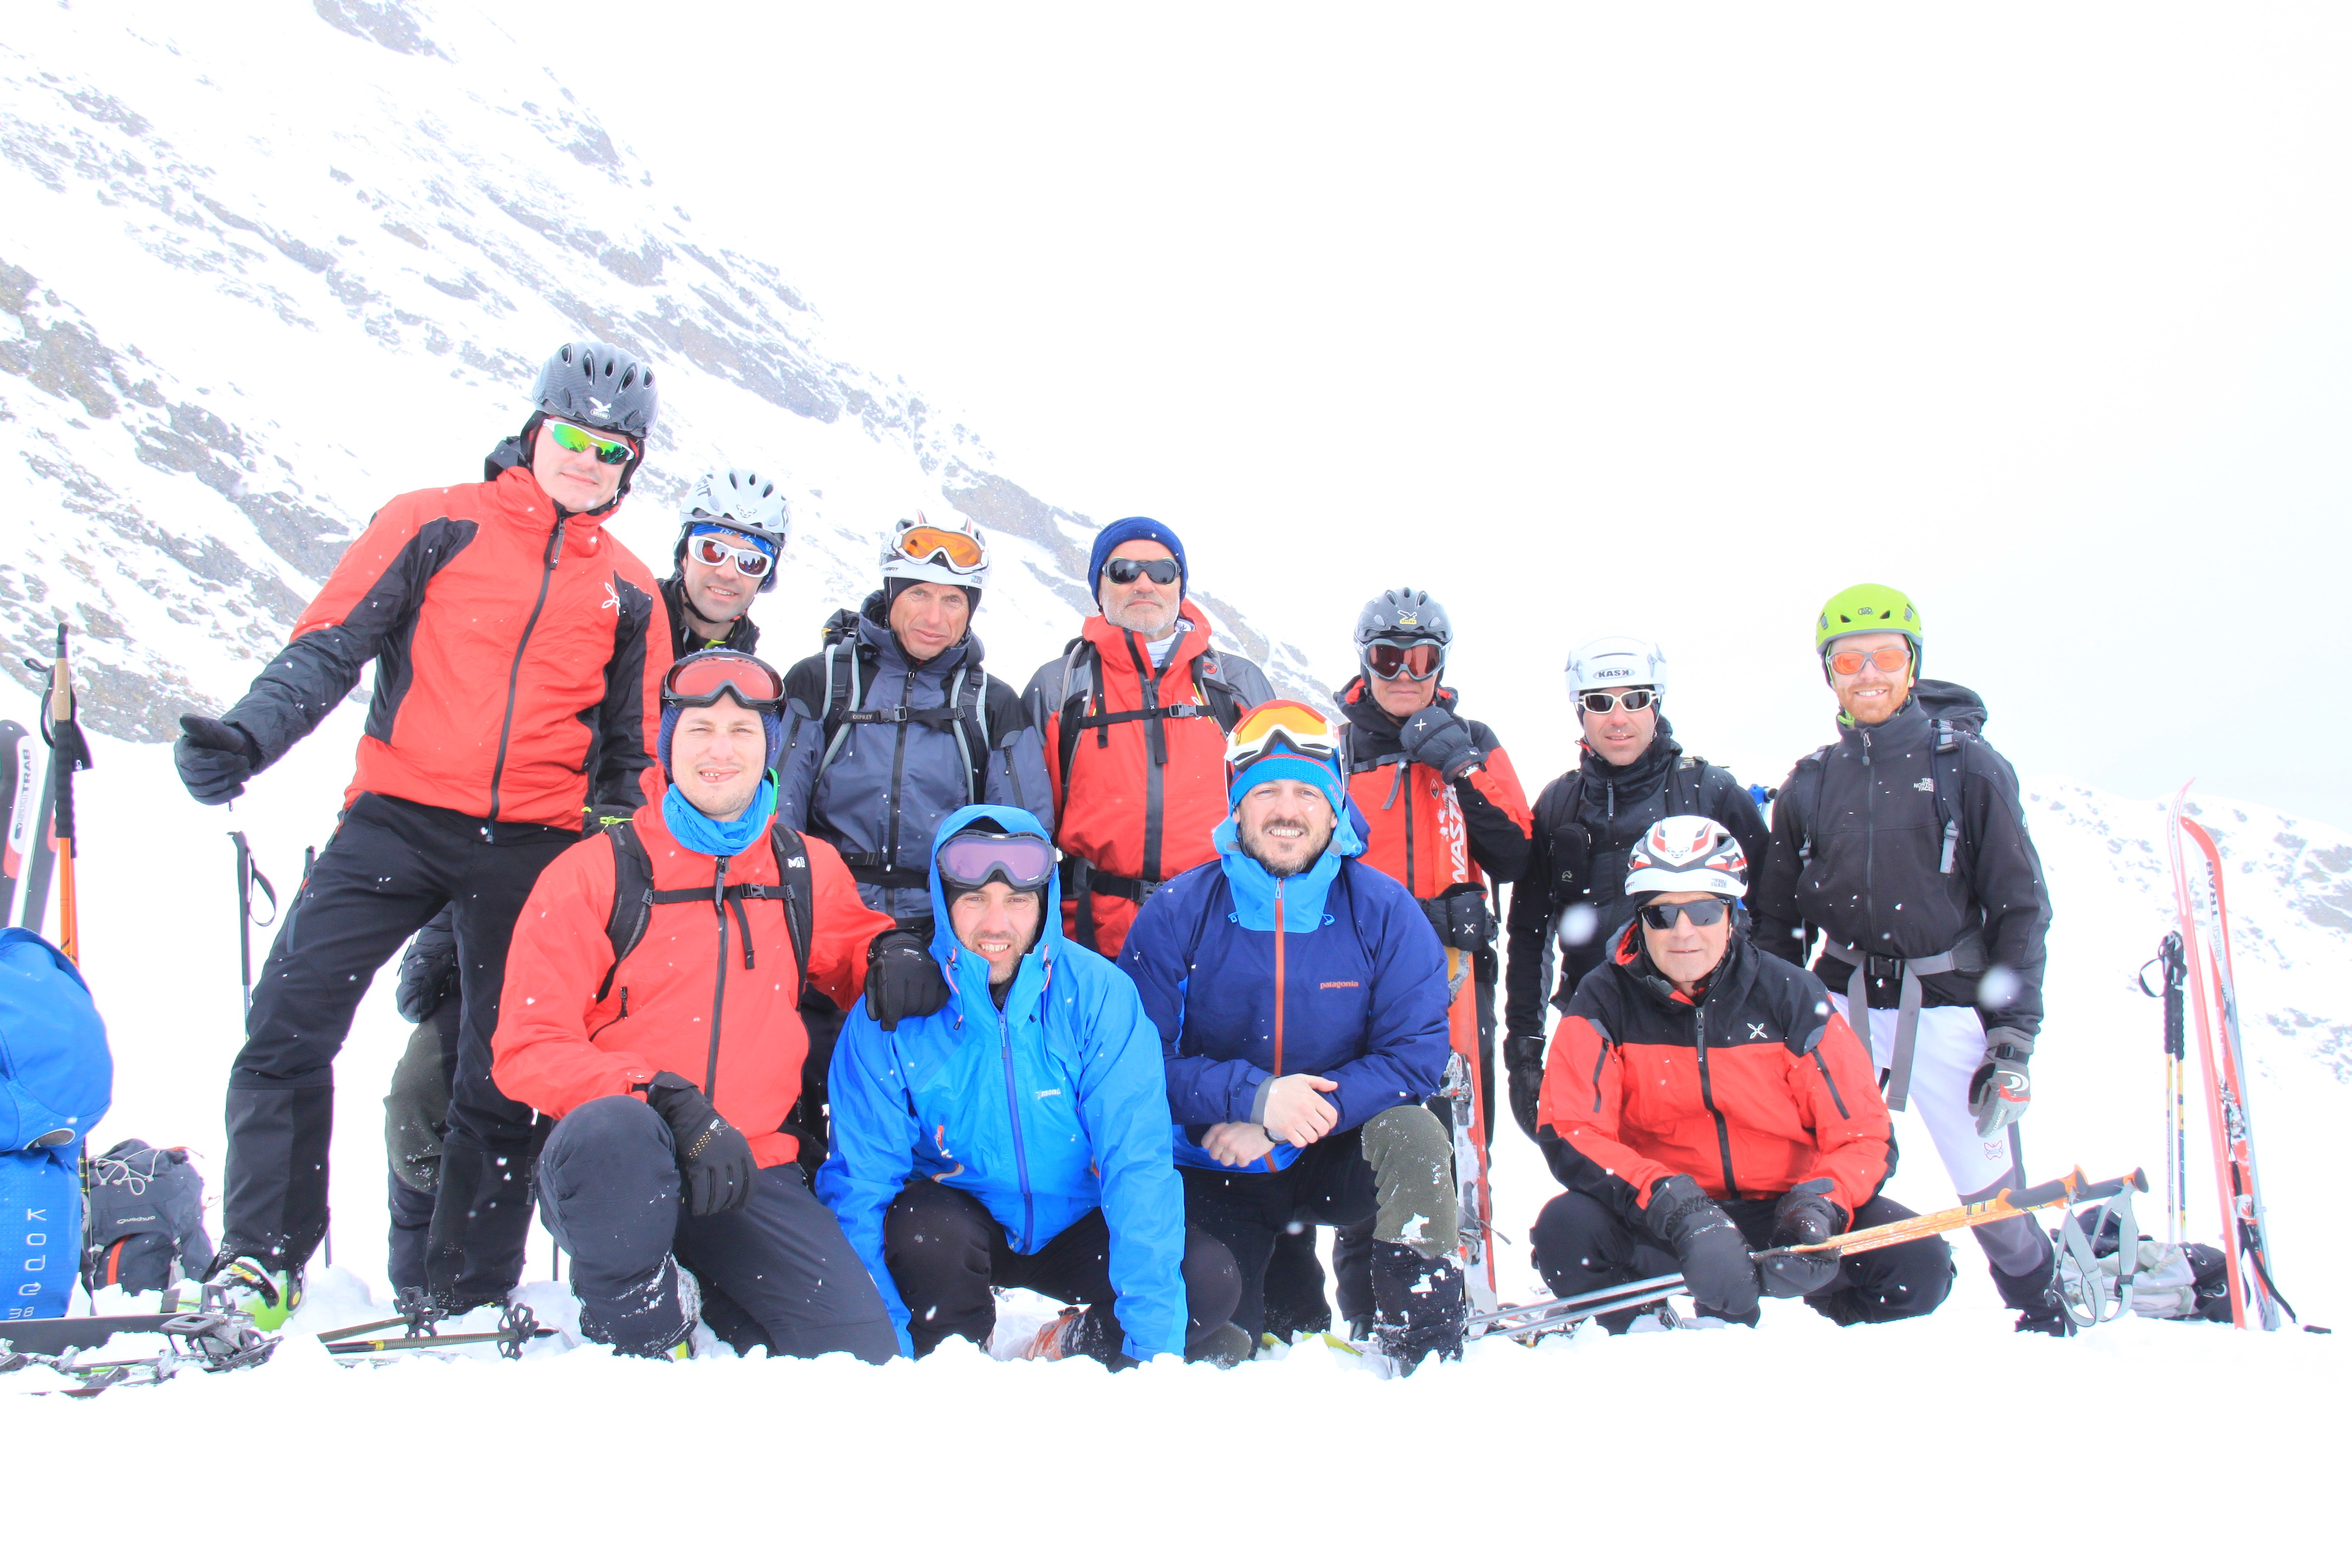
[0,0,1319,743]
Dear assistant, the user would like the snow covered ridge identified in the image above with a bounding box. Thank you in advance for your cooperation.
[0,0,1320,742]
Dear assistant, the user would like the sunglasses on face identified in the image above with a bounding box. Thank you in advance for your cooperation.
[894,525,986,571]
[544,419,637,466]
[937,831,1057,892]
[1104,556,1181,586]
[1637,898,1734,931]
[1826,645,1912,677]
[688,534,775,579]
[1364,640,1443,682]
[664,651,785,711]
[1578,688,1657,716]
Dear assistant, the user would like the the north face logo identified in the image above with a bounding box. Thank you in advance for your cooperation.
[1913,778,1934,793]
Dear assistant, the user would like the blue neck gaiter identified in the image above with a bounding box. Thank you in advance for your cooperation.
[662,776,775,858]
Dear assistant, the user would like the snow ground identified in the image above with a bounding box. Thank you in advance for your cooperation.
[3,708,2346,1562]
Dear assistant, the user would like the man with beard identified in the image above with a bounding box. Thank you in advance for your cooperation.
[1119,702,1462,1368]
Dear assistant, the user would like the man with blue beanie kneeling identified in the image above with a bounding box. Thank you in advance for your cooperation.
[1120,701,1466,1369]
[820,804,1248,1368]
[491,651,901,1360]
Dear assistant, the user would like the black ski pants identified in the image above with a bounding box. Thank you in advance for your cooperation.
[883,1180,1241,1365]
[1184,1105,1465,1360]
[220,791,572,1293]
[539,1094,898,1363]
[1531,1188,1956,1327]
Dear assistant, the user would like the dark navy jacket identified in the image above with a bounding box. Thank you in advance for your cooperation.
[1119,806,1451,1172]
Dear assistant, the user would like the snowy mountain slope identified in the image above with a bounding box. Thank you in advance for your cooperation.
[0,0,1319,745]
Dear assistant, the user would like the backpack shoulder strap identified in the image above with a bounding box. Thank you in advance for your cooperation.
[1931,720,1966,875]
[768,823,815,998]
[1057,637,1100,784]
[598,820,656,1004]
[1192,651,1246,733]
[1796,745,1834,869]
[1669,753,1707,816]
[815,638,867,778]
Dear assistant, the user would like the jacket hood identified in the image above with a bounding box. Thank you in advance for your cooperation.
[1211,801,1367,933]
[926,802,1058,1023]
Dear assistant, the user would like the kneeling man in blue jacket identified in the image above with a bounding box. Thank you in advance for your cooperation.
[1120,701,1465,1367]
[821,804,1246,1367]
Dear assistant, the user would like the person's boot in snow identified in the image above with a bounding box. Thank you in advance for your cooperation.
[1366,1238,1466,1371]
[1994,1252,2075,1337]
[207,1254,302,1330]
[580,1254,700,1360]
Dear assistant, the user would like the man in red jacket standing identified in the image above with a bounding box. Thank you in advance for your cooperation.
[172,341,671,1319]
[493,651,899,1360]
[1024,517,1275,958]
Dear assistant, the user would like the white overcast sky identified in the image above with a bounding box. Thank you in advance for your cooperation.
[559,4,2352,825]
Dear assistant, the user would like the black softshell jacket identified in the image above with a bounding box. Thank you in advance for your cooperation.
[1751,688,2051,1039]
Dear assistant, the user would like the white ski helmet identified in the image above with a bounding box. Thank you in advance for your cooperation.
[1623,815,1747,901]
[676,469,790,592]
[880,512,990,596]
[1566,635,1668,704]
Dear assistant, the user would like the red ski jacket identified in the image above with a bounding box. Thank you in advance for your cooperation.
[1536,925,1890,1225]
[1023,606,1274,957]
[222,466,668,832]
[492,799,893,1167]
[1335,679,1533,900]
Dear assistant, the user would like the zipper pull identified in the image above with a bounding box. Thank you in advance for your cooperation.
[545,519,568,570]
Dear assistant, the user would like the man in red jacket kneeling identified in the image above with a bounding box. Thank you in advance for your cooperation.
[492,652,901,1360]
[1532,816,1954,1328]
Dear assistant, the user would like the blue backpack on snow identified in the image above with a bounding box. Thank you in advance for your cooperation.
[1,929,112,1324]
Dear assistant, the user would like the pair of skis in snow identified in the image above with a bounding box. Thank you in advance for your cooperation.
[2161,785,2295,1331]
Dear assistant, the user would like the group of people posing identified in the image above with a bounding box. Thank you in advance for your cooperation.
[171,337,2058,1370]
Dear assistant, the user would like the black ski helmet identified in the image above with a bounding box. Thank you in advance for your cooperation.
[531,340,659,441]
[1356,587,1452,650]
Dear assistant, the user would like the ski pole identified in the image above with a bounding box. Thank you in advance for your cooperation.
[1759,1167,2148,1260]
[2140,933,2188,1244]
[226,832,279,1022]
[41,625,90,965]
[1467,1273,1689,1333]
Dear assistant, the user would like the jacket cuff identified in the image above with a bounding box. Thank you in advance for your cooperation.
[1247,1073,1275,1125]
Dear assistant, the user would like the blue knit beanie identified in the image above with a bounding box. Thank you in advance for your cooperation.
[1086,516,1188,606]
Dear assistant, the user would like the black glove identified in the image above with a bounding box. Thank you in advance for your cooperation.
[864,929,950,1031]
[394,911,460,1025]
[1397,707,1481,782]
[1646,1173,1759,1319]
[641,1071,758,1216]
[175,714,262,805]
[1419,883,1497,951]
[1969,1027,2033,1136]
[1504,1032,1547,1141]
[1758,1178,1846,1298]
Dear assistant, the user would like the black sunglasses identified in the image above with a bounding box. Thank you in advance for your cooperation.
[1104,557,1181,586]
[1636,898,1734,930]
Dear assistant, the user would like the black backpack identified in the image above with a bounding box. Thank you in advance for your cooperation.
[595,818,814,1009]
[80,1139,213,1295]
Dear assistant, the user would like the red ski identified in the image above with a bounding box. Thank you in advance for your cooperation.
[2166,784,2293,1330]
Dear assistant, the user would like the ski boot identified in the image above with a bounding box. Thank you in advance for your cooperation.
[1994,1255,2077,1338]
[207,1255,303,1331]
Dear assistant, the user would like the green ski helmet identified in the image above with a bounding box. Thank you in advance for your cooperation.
[1815,583,1922,670]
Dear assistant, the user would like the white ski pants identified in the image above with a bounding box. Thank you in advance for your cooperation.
[1833,998,2049,1279]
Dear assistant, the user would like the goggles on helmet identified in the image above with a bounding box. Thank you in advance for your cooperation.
[936,831,1057,893]
[663,650,785,712]
[1225,700,1341,772]
[687,530,775,579]
[1363,640,1444,682]
[544,419,637,466]
[892,523,987,573]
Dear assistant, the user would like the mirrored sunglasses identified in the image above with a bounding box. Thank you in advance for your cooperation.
[1578,688,1657,715]
[1104,556,1181,586]
[1636,898,1733,930]
[545,419,636,466]
[688,534,774,579]
[1826,645,1911,677]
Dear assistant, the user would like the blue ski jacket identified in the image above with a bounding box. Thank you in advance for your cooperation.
[818,803,1189,1361]
[1118,805,1451,1174]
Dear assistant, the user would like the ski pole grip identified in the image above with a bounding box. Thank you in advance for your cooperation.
[2076,1168,2150,1204]
[2005,1173,2076,1210]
